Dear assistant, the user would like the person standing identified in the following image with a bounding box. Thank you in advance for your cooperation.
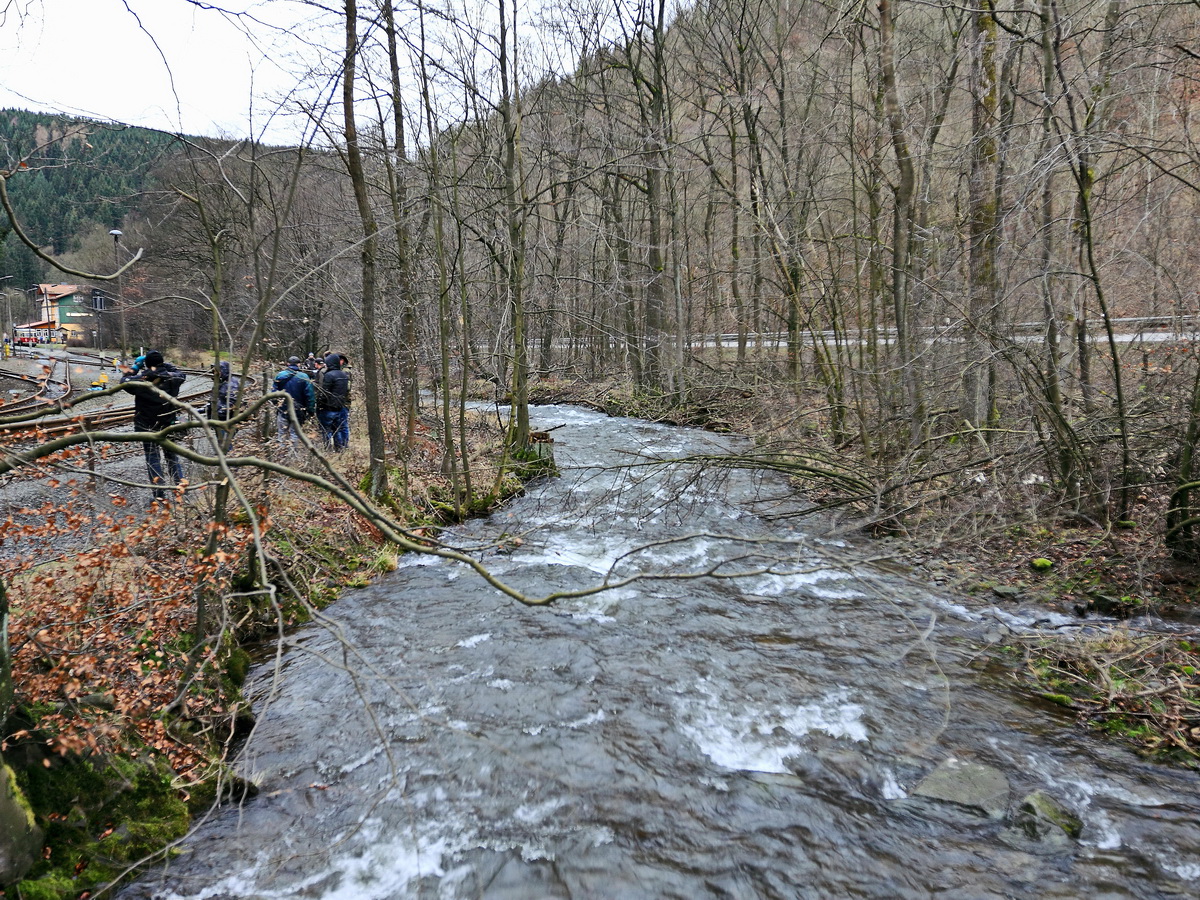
[315,352,351,451]
[120,349,187,500]
[215,360,240,419]
[272,356,315,446]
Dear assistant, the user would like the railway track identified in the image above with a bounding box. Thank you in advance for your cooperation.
[0,355,227,440]
[0,356,71,415]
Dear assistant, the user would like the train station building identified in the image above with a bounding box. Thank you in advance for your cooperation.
[15,284,100,346]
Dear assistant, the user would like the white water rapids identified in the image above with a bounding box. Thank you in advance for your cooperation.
[123,405,1200,899]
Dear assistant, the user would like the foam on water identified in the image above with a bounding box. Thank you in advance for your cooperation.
[1164,860,1200,881]
[513,796,571,825]
[504,540,633,575]
[880,769,908,800]
[677,683,868,774]
[743,568,862,599]
[456,633,491,649]
[564,709,606,729]
[156,817,454,900]
[1089,809,1123,850]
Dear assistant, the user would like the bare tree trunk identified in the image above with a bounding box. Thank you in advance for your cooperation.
[381,0,419,457]
[1035,0,1080,504]
[416,1,459,506]
[962,4,1000,430]
[448,134,475,502]
[1167,358,1200,559]
[0,575,12,738]
[879,0,924,449]
[499,0,530,450]
[342,0,388,498]
[615,0,675,395]
[1052,0,1131,517]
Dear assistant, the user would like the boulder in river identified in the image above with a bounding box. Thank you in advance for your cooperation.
[1015,789,1083,842]
[911,757,1010,819]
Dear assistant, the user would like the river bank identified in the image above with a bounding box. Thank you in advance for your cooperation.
[0,404,523,898]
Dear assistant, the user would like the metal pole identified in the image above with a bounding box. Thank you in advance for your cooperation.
[110,229,127,360]
[0,276,11,345]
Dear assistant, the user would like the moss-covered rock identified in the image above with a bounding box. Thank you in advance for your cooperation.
[13,753,189,899]
[224,646,252,687]
[0,761,42,885]
[1016,789,1083,841]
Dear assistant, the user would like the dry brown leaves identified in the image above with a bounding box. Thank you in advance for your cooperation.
[2,496,258,777]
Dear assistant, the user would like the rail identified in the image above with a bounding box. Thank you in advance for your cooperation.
[0,357,71,416]
[0,357,223,440]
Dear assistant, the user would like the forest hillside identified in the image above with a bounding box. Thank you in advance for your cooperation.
[0,108,180,295]
[1,2,1199,894]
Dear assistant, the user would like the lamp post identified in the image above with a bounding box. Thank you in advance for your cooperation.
[109,229,127,360]
[0,275,11,345]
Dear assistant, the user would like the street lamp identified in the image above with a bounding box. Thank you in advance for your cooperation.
[109,229,127,360]
[0,275,11,345]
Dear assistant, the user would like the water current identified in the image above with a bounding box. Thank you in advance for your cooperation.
[125,405,1199,899]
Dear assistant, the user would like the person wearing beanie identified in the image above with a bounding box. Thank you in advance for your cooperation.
[120,349,187,500]
[315,351,351,451]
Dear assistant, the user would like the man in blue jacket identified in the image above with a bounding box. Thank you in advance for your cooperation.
[272,356,315,448]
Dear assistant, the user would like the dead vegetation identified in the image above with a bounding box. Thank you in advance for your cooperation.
[1012,632,1200,765]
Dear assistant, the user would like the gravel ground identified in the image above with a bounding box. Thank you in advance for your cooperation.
[2,348,219,564]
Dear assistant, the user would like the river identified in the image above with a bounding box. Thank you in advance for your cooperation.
[125,404,1199,899]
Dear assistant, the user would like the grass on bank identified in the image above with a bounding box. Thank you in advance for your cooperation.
[1012,631,1200,765]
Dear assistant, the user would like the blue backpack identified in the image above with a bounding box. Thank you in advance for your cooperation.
[275,370,312,423]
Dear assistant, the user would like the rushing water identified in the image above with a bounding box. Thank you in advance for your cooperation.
[125,405,1199,900]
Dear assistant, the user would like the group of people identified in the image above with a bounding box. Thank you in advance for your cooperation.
[120,349,352,502]
[272,352,352,452]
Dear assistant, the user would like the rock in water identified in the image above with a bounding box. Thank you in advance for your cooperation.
[912,757,1010,819]
[1016,789,1083,842]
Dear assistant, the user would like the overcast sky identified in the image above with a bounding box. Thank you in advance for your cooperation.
[0,0,605,147]
[0,0,324,142]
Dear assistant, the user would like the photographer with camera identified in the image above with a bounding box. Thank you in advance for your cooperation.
[120,349,187,501]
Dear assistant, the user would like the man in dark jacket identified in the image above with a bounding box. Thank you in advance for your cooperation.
[120,349,187,500]
[315,352,351,451]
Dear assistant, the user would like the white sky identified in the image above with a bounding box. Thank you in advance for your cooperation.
[0,0,625,146]
[0,0,326,142]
